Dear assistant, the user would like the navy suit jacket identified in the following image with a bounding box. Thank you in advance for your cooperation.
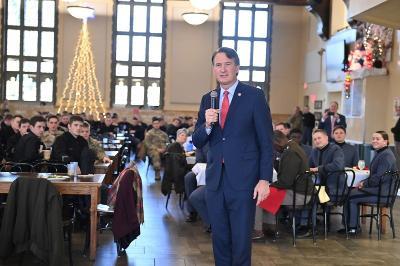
[318,113,347,136]
[192,82,273,191]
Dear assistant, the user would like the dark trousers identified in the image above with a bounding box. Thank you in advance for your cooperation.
[346,189,379,228]
[206,166,255,266]
[302,126,313,145]
[189,186,209,226]
[184,171,197,214]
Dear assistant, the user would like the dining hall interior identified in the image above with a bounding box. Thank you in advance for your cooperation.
[1,0,400,265]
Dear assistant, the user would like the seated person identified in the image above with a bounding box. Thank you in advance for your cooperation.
[42,115,64,148]
[144,117,170,180]
[184,143,209,222]
[289,128,312,158]
[98,113,116,137]
[51,115,94,174]
[343,131,397,234]
[5,118,29,161]
[81,121,111,163]
[188,185,210,232]
[309,129,345,195]
[58,112,70,132]
[13,116,46,163]
[332,126,359,168]
[166,117,181,141]
[162,128,189,196]
[275,122,291,137]
[253,130,312,239]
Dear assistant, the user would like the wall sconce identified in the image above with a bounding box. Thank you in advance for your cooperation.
[182,12,209,26]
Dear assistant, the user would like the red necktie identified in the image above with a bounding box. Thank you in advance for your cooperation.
[220,91,229,128]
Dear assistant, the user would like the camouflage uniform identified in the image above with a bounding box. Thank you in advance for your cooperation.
[88,137,106,161]
[144,128,169,177]
[41,130,64,148]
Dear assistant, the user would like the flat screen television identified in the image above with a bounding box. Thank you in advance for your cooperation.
[326,40,345,82]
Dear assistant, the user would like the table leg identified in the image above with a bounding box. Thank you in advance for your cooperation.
[89,187,99,261]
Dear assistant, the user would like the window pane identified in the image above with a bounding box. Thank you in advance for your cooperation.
[148,66,161,78]
[147,81,160,106]
[7,30,20,55]
[115,78,128,105]
[255,4,269,8]
[239,3,252,8]
[253,41,267,67]
[133,6,147,32]
[24,31,38,56]
[237,41,251,66]
[238,10,252,37]
[132,36,146,61]
[224,3,236,7]
[40,76,53,102]
[117,4,130,32]
[22,74,37,101]
[151,0,163,3]
[238,69,249,81]
[23,61,37,72]
[41,31,54,57]
[132,66,145,77]
[41,59,54,73]
[222,10,236,37]
[150,6,163,33]
[8,0,21,26]
[131,80,145,105]
[42,1,55,27]
[222,39,235,49]
[116,63,129,76]
[7,58,19,71]
[116,35,130,61]
[134,0,147,2]
[254,11,268,38]
[24,0,39,27]
[252,71,265,82]
[149,36,162,62]
[6,74,20,100]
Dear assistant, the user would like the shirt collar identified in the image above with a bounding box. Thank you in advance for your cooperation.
[219,80,239,96]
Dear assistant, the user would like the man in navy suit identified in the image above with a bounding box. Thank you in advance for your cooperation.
[192,47,273,266]
[318,101,346,140]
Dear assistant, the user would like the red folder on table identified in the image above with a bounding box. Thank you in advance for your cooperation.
[258,187,287,215]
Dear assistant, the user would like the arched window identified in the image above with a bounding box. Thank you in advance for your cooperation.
[111,0,166,109]
[220,2,272,99]
[1,0,58,102]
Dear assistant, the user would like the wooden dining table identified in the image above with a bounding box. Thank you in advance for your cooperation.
[0,172,104,261]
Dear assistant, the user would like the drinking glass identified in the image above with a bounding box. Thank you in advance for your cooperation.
[357,160,366,170]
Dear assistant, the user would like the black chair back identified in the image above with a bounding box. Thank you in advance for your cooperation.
[33,162,68,173]
[325,169,355,206]
[376,171,400,208]
[0,162,34,172]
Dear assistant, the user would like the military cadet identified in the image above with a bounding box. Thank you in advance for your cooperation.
[144,117,170,180]
[42,115,64,148]
[81,122,111,163]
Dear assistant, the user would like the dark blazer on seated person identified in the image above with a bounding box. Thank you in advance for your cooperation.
[51,131,88,163]
[309,143,345,195]
[361,147,397,195]
[272,140,313,194]
[13,132,43,163]
[335,141,359,168]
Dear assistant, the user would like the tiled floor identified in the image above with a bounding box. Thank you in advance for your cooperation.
[65,161,400,266]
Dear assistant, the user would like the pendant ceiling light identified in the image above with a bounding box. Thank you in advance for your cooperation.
[67,6,95,21]
[182,12,209,26]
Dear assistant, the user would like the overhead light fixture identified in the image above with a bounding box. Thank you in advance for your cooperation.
[190,0,220,10]
[67,5,95,21]
[182,12,209,26]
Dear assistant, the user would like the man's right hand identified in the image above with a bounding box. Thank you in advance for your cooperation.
[205,108,219,128]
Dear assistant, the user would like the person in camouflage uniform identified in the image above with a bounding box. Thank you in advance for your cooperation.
[81,122,111,163]
[41,115,64,148]
[144,117,170,180]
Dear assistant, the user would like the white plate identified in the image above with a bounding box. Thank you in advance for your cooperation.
[47,176,70,181]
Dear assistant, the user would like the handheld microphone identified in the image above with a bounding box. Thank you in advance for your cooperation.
[210,90,218,126]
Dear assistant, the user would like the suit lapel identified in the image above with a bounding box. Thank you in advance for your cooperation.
[223,82,244,132]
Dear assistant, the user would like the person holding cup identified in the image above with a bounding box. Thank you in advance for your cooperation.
[342,131,397,235]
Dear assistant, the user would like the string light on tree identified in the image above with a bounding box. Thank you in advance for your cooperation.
[58,6,106,119]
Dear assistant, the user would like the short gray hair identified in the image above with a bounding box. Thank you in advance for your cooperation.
[176,128,188,138]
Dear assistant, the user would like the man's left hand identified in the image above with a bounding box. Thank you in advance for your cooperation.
[253,180,270,206]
